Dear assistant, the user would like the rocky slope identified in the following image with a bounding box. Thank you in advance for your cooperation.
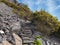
[0,2,21,45]
[0,0,60,45]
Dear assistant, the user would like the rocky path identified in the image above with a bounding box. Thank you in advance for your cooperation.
[18,20,34,45]
[0,20,60,45]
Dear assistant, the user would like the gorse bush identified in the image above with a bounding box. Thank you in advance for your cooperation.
[31,10,60,35]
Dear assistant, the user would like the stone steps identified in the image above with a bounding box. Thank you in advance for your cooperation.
[20,22,34,44]
[23,40,34,44]
[20,34,30,38]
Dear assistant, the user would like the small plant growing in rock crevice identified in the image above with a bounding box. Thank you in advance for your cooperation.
[33,36,43,45]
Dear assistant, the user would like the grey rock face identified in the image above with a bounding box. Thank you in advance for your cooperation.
[0,2,21,31]
[0,2,21,45]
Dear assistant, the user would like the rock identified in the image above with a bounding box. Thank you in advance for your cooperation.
[0,35,3,43]
[0,2,21,45]
[13,33,22,45]
[6,32,16,45]
[0,2,21,31]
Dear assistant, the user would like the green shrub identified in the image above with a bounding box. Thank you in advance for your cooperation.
[33,36,43,45]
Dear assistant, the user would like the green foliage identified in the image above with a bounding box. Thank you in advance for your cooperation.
[31,10,60,35]
[54,26,60,38]
[33,36,43,45]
